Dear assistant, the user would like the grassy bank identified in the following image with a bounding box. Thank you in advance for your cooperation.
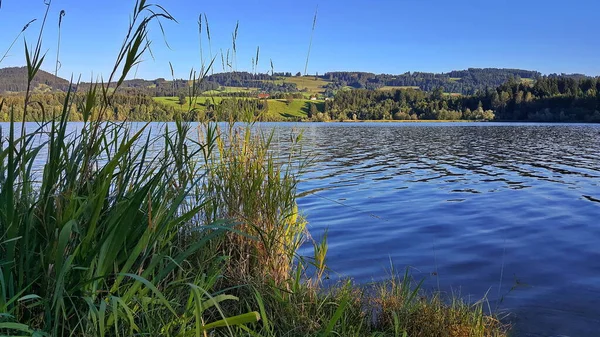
[0,1,508,336]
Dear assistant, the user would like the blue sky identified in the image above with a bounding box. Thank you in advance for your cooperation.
[0,0,598,80]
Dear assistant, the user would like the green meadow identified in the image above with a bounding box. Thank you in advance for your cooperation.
[154,95,227,111]
[153,96,324,119]
[265,98,324,118]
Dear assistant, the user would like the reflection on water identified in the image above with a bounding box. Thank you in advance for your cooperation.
[286,122,600,337]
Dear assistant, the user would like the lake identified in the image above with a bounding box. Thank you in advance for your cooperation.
[287,122,600,337]
[3,121,599,336]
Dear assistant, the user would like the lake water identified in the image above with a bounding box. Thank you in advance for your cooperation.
[288,122,600,337]
[3,121,599,336]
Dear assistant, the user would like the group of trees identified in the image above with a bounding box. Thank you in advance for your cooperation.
[0,93,180,121]
[320,76,600,122]
[321,88,494,121]
[0,92,279,122]
[468,76,600,122]
[204,72,298,93]
[110,78,219,97]
[268,92,305,100]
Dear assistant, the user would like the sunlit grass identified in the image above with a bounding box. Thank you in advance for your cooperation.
[266,98,322,118]
[154,95,208,110]
[153,96,323,120]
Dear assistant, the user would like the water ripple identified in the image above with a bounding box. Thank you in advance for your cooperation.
[290,122,600,337]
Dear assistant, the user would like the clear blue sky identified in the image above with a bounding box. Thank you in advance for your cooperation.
[1,0,598,80]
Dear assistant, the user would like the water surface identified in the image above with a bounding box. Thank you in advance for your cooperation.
[288,122,600,337]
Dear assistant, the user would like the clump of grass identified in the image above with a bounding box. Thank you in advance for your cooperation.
[233,265,508,337]
[370,269,506,337]
[200,122,308,286]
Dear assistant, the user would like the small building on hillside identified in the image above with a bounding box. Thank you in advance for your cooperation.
[309,96,318,101]
[258,93,270,99]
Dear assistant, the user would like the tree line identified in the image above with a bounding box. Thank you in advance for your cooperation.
[0,92,279,122]
[0,93,180,121]
[320,76,600,122]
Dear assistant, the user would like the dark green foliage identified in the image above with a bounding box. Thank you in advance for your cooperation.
[206,72,298,93]
[327,75,600,122]
[307,102,317,118]
[470,76,600,122]
[327,88,488,121]
[214,97,268,121]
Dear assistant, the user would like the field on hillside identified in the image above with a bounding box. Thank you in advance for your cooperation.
[206,76,329,96]
[266,99,323,118]
[154,96,223,111]
[153,96,320,119]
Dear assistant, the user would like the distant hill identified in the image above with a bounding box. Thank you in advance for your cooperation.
[322,68,544,95]
[0,67,71,93]
[0,66,594,97]
[0,67,298,96]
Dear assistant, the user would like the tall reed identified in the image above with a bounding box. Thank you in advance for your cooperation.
[200,123,309,286]
[0,1,264,335]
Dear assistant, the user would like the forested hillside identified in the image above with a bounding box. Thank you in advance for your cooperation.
[0,68,300,95]
[0,67,547,96]
[323,68,542,94]
[0,67,71,92]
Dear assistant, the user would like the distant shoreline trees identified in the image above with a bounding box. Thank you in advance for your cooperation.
[322,75,600,122]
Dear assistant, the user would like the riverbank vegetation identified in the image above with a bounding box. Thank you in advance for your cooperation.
[0,1,512,335]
